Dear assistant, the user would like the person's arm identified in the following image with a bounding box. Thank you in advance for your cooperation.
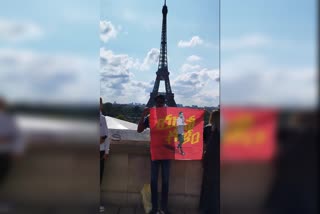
[103,137,110,159]
[137,107,150,133]
[100,136,107,144]
[104,118,110,153]
[9,116,25,157]
[104,138,110,154]
[100,113,108,144]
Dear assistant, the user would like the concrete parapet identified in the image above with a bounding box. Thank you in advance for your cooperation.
[1,131,272,210]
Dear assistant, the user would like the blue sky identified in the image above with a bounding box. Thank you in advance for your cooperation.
[0,0,317,108]
[0,0,99,104]
[0,0,99,56]
[220,0,317,108]
[221,0,316,65]
[100,0,220,107]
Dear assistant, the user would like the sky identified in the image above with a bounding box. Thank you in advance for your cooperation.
[220,0,317,108]
[100,0,220,107]
[0,0,100,104]
[0,0,317,109]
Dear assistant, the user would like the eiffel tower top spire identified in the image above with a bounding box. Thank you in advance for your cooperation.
[146,0,176,107]
[158,0,168,70]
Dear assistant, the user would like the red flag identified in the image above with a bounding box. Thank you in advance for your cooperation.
[221,107,278,162]
[149,107,204,160]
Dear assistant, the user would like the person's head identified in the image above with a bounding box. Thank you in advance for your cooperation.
[179,111,184,118]
[210,109,220,130]
[154,94,165,107]
[100,97,103,111]
[208,110,214,125]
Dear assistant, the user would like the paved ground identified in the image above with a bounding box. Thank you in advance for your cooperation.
[1,202,202,214]
[102,205,266,214]
[0,204,266,214]
[1,200,265,214]
[103,205,201,214]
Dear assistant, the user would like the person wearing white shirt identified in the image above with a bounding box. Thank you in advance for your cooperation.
[0,97,24,212]
[0,99,24,156]
[99,98,110,213]
[177,112,186,156]
[100,111,109,182]
[0,97,24,178]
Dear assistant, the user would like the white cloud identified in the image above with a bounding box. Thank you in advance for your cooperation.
[172,65,220,107]
[100,48,139,74]
[221,34,270,50]
[99,48,219,107]
[0,19,43,43]
[100,20,118,43]
[178,36,203,48]
[181,63,202,73]
[0,48,98,104]
[100,48,143,99]
[140,48,160,71]
[221,54,317,108]
[186,55,202,62]
[101,78,153,104]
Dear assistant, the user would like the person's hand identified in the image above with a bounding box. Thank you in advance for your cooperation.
[138,107,150,133]
[100,136,107,144]
[142,107,150,117]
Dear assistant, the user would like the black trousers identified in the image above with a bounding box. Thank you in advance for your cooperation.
[199,167,220,213]
[0,154,11,191]
[100,151,105,185]
[150,160,170,210]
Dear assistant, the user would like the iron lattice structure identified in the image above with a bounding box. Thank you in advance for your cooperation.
[146,0,177,107]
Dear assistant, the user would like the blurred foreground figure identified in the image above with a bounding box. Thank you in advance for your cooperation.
[99,97,110,213]
[200,109,220,214]
[0,97,24,212]
[266,112,318,214]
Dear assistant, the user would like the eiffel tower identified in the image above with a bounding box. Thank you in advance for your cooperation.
[146,0,177,107]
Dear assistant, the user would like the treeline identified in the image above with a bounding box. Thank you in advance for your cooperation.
[101,102,213,125]
[101,102,144,123]
[9,102,213,124]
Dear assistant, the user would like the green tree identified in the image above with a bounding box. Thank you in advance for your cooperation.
[116,114,126,120]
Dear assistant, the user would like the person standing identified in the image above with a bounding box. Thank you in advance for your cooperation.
[176,112,186,156]
[199,109,220,214]
[0,97,24,212]
[99,97,110,213]
[137,94,171,214]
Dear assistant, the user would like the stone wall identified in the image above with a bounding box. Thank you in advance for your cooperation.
[1,137,273,210]
[102,139,273,209]
[101,140,203,208]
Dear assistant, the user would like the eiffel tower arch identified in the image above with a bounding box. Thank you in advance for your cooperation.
[146,0,177,107]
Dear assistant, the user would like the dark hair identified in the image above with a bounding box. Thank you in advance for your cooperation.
[154,94,165,101]
[209,109,220,125]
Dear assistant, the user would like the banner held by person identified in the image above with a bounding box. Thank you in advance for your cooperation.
[149,107,204,160]
[221,107,278,162]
